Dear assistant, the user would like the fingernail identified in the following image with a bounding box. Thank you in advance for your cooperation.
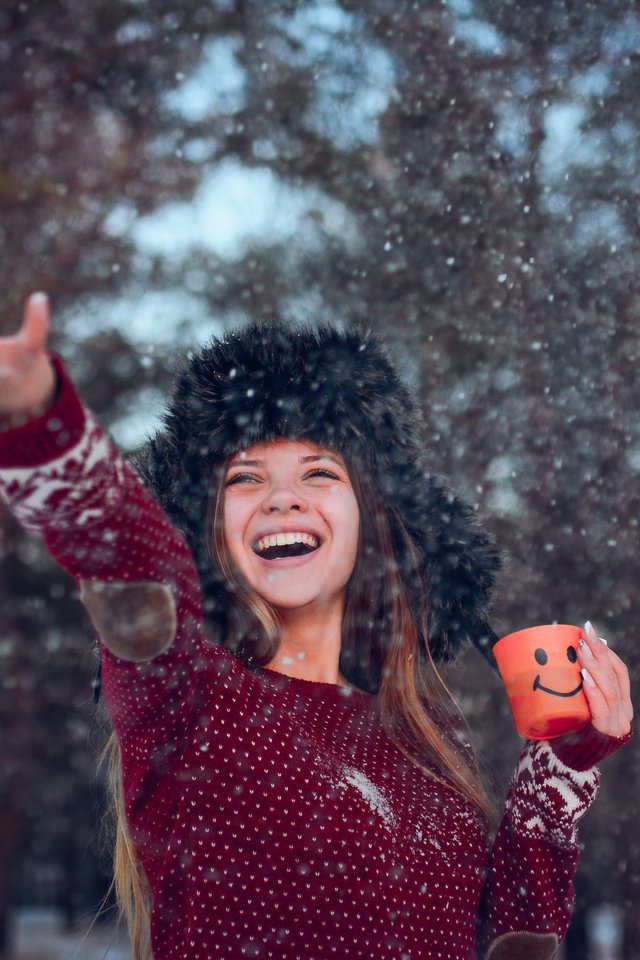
[30,292,48,304]
[581,667,596,688]
[579,638,594,658]
[585,620,598,642]
[599,636,608,647]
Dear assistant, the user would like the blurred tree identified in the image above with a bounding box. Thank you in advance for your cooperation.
[1,1,638,956]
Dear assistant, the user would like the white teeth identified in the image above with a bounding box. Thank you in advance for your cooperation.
[255,532,319,554]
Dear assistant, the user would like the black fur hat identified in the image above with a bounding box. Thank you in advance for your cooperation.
[131,320,501,667]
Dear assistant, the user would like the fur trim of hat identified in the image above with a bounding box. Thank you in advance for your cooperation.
[131,320,501,665]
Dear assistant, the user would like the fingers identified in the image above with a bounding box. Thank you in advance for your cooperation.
[579,623,614,689]
[578,636,616,723]
[578,621,633,737]
[22,293,51,353]
[578,668,611,731]
[608,648,633,723]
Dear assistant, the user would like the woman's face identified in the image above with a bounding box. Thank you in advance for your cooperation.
[222,438,360,615]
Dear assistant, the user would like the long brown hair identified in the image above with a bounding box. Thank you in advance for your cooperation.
[101,731,153,960]
[104,443,494,959]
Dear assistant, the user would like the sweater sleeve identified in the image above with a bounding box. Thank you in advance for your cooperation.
[478,725,631,960]
[0,355,220,754]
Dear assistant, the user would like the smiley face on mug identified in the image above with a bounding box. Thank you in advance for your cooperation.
[532,644,583,697]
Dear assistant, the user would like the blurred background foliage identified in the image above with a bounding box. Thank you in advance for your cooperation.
[0,0,639,957]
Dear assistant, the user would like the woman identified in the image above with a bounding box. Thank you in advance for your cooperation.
[0,293,633,960]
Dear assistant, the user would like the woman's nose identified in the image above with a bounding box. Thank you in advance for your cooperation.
[261,484,308,514]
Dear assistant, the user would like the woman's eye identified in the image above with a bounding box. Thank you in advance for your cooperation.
[225,473,259,486]
[226,468,341,485]
[305,469,340,480]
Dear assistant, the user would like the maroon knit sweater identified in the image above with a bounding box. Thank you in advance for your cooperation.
[0,357,629,960]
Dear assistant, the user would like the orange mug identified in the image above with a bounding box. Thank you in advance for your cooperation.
[493,624,592,739]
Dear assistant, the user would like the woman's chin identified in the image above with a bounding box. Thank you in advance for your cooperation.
[256,585,344,618]
[262,593,324,613]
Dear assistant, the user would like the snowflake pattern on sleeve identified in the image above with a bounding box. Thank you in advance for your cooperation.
[0,409,127,534]
[505,739,600,849]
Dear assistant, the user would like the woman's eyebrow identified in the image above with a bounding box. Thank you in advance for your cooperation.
[300,453,344,467]
[226,453,344,469]
[227,458,265,468]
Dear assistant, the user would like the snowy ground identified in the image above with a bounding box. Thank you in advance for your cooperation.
[11,909,131,960]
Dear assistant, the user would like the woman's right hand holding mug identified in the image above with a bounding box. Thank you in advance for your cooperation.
[0,293,56,427]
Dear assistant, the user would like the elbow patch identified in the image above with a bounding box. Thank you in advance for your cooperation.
[79,579,177,662]
[484,931,559,960]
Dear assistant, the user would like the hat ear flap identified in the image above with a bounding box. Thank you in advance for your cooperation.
[412,474,502,663]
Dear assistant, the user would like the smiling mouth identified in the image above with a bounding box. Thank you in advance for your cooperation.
[253,532,321,561]
[533,675,584,698]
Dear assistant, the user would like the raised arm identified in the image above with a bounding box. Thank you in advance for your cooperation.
[0,294,190,660]
[0,296,216,745]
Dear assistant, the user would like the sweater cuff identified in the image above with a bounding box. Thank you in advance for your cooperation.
[549,721,633,771]
[0,355,86,468]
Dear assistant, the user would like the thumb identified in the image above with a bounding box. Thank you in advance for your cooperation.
[21,292,51,353]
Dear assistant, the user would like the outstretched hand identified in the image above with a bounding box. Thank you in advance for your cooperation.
[0,293,56,422]
[578,620,633,738]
